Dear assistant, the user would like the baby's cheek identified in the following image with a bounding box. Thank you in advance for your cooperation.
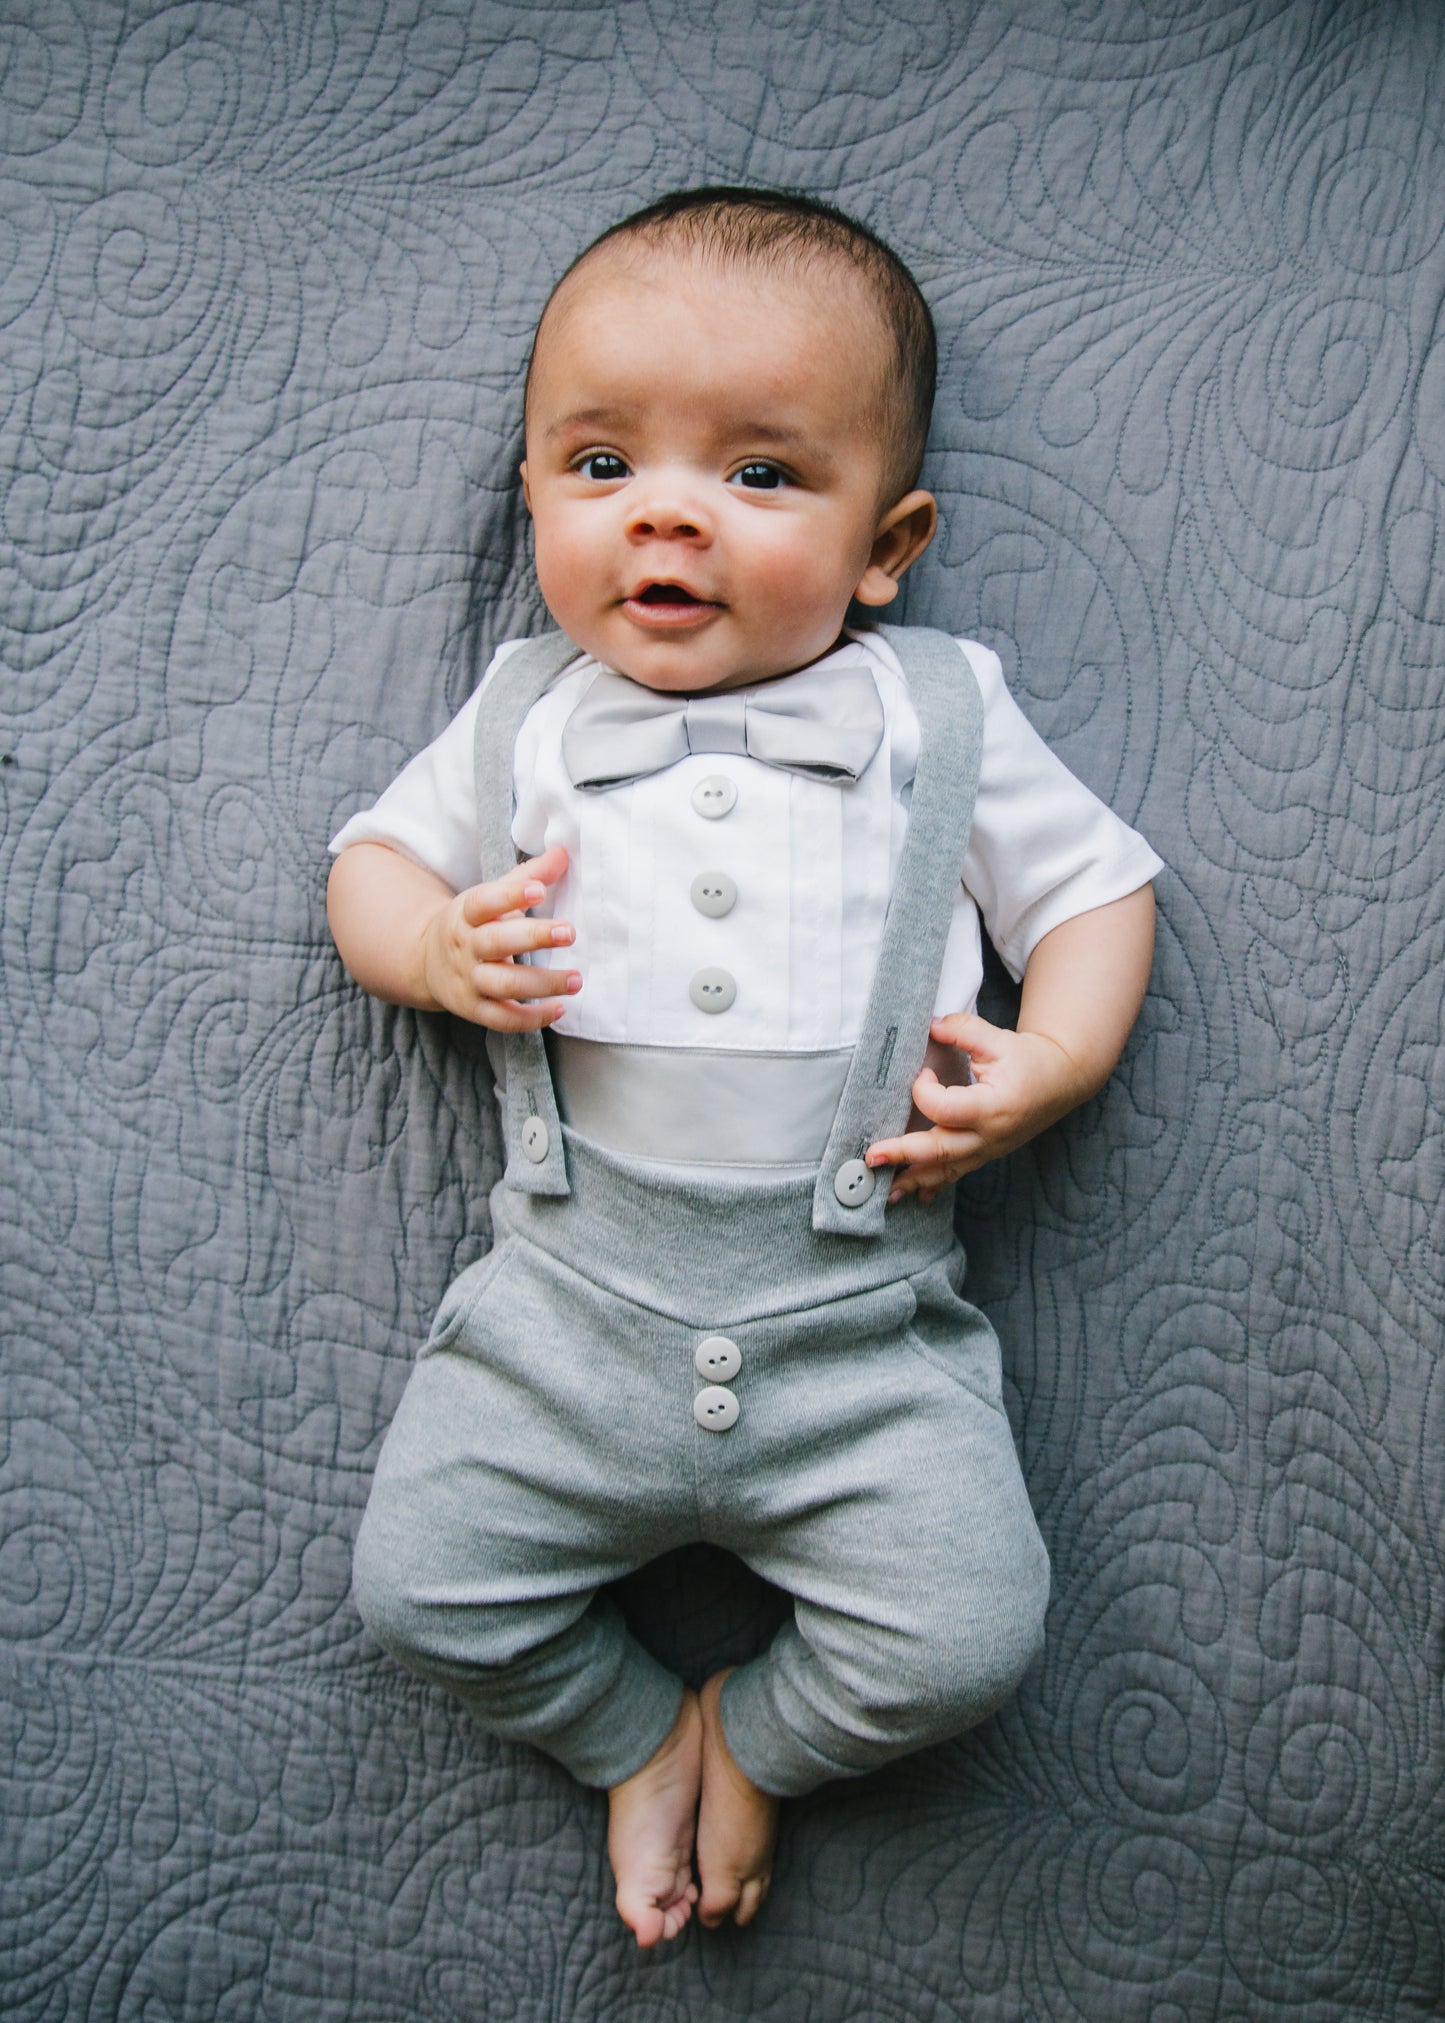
[532,519,598,632]
[747,530,853,657]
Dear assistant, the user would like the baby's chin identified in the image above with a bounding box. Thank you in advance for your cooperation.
[575,627,852,695]
[578,640,795,695]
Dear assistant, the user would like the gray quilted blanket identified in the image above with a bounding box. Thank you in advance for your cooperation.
[5,2,1443,2017]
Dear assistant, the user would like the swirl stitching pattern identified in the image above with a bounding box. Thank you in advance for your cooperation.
[3,2,1444,2016]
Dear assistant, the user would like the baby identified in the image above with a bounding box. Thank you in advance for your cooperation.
[327,187,1161,1950]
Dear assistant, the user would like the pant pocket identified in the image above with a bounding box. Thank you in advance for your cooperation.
[421,1239,516,1356]
[903,1256,1006,1413]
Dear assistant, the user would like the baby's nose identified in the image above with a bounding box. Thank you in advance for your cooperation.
[625,483,710,541]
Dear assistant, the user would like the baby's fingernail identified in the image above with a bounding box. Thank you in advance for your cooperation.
[566,972,582,992]
[889,1187,903,1205]
[522,881,545,904]
[550,924,573,944]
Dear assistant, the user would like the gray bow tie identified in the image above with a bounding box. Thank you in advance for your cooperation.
[561,661,885,790]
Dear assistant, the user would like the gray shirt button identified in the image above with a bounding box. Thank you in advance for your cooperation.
[833,1158,875,1207]
[690,870,738,918]
[694,1385,740,1431]
[695,1335,742,1381]
[689,967,736,1014]
[691,775,738,819]
[520,1115,550,1163]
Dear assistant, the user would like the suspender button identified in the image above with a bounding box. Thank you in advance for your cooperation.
[833,1158,875,1207]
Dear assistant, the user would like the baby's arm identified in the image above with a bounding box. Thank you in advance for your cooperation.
[867,883,1156,1203]
[326,841,580,1028]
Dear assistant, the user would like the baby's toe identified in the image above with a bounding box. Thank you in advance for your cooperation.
[659,1894,696,1943]
[699,1859,770,1929]
[734,1874,771,1928]
[697,1864,735,1926]
[617,1891,666,1949]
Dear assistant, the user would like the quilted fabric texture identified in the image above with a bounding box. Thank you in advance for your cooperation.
[4,1,1444,2015]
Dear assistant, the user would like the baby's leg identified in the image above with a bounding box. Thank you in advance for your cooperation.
[353,1426,685,1786]
[705,1264,1049,1802]
[359,1548,702,1947]
[352,1240,707,1944]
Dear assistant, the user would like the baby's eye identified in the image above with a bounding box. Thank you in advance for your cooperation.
[731,461,785,491]
[578,452,629,482]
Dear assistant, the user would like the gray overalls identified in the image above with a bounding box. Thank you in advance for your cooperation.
[352,627,1051,1797]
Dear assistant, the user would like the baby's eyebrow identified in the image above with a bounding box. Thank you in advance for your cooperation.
[729,422,816,452]
[544,409,826,459]
[545,406,633,439]
[738,425,839,476]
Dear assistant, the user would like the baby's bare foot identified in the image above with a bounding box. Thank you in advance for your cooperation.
[697,1669,780,1930]
[607,1689,703,1949]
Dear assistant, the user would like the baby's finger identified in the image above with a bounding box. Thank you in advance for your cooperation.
[886,1149,977,1203]
[930,1010,1002,1047]
[460,869,544,928]
[474,914,575,961]
[476,960,582,1004]
[473,994,573,1033]
[866,1125,980,1170]
[460,847,569,928]
[892,1143,976,1183]
[909,1070,989,1130]
[887,1164,952,1204]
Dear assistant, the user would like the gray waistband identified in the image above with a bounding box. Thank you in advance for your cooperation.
[491,1127,958,1326]
[547,1036,852,1169]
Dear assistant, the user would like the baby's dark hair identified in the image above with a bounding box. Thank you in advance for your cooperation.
[531,185,937,500]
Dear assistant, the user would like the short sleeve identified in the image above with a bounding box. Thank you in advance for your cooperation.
[960,640,1165,980]
[327,640,529,892]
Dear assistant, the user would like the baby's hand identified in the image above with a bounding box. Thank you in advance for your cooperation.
[866,1013,1090,1204]
[422,845,581,1030]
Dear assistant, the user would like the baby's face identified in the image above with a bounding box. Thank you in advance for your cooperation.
[521,248,934,693]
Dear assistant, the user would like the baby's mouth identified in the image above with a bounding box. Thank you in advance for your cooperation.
[623,582,720,626]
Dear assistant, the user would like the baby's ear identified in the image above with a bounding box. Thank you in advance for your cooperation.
[519,461,532,512]
[854,490,937,607]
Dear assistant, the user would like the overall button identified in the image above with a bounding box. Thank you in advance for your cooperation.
[690,870,737,918]
[690,967,736,1014]
[692,775,737,819]
[695,1335,742,1381]
[694,1386,740,1432]
[833,1158,875,1207]
[520,1115,550,1163]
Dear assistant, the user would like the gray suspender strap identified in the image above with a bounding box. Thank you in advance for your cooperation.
[811,625,986,1237]
[473,631,585,1197]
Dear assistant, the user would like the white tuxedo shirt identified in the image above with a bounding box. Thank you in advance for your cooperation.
[330,629,1163,1050]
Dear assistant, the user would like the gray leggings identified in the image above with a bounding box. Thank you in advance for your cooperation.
[352,1140,1049,1796]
